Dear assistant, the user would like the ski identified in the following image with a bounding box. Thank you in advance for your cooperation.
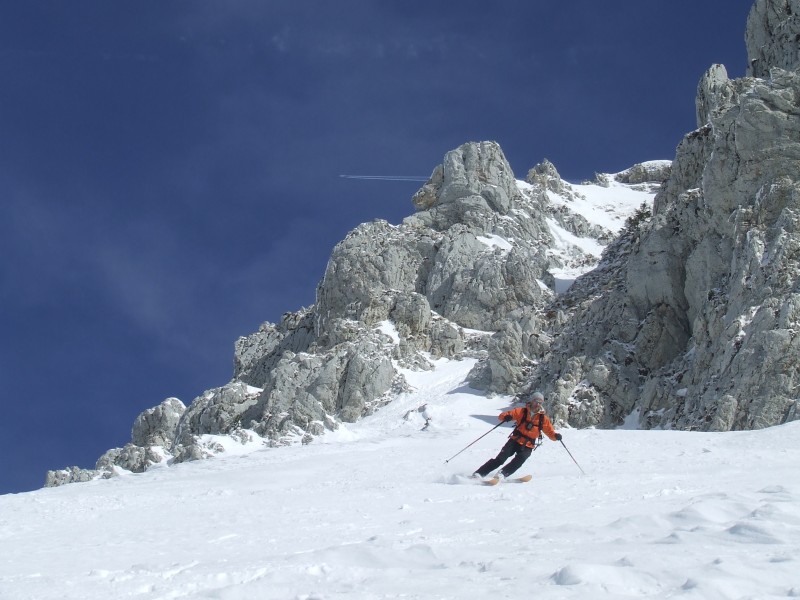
[483,474,532,486]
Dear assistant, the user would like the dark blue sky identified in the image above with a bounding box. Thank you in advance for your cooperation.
[1,1,753,494]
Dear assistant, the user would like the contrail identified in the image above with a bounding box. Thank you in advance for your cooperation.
[339,175,428,182]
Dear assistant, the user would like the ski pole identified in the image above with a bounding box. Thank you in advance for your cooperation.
[560,439,586,475]
[444,421,505,463]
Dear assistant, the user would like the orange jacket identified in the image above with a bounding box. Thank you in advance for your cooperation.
[499,407,558,449]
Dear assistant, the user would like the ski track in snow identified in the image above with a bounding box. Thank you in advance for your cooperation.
[1,359,799,599]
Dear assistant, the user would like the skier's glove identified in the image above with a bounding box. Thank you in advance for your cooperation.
[503,415,513,422]
[555,433,563,441]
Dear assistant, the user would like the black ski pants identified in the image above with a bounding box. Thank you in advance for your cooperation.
[475,438,532,477]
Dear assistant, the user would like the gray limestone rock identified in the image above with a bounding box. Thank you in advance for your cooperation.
[423,140,518,214]
[528,0,800,432]
[746,0,800,78]
[234,308,316,388]
[696,64,737,127]
[173,381,261,447]
[408,141,529,232]
[96,444,165,474]
[44,466,105,487]
[614,162,672,186]
[526,159,568,195]
[485,322,528,394]
[314,219,438,340]
[131,397,185,448]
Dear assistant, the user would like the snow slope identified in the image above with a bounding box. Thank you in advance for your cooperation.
[518,173,660,292]
[2,359,798,599]
[547,177,657,233]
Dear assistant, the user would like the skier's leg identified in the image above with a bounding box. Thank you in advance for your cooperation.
[475,439,517,476]
[500,445,532,476]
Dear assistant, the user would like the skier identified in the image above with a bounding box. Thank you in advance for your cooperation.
[473,391,562,481]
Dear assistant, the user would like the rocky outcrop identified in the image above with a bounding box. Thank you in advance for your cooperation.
[696,64,738,127]
[131,397,185,447]
[411,140,520,219]
[613,162,672,186]
[172,382,261,453]
[527,159,569,195]
[44,398,186,485]
[315,141,556,386]
[528,0,800,432]
[44,466,103,487]
[233,309,316,388]
[746,0,800,77]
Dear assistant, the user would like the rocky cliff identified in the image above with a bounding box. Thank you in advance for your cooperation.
[528,0,800,431]
[46,0,799,486]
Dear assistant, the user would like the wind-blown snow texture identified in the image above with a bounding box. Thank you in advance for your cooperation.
[2,359,798,599]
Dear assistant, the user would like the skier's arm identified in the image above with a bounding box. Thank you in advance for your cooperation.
[499,407,522,423]
[542,416,560,441]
